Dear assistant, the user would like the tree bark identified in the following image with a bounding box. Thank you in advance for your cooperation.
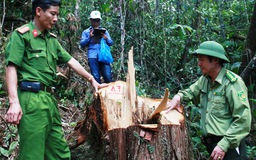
[69,85,193,159]
[0,0,6,34]
[106,124,191,160]
[240,1,256,85]
[69,48,193,160]
[117,0,127,80]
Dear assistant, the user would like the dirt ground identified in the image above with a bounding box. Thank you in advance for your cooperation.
[0,95,103,160]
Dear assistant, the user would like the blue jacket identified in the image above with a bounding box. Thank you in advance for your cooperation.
[80,26,113,58]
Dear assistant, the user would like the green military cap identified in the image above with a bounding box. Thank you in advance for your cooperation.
[193,41,230,63]
[32,0,61,6]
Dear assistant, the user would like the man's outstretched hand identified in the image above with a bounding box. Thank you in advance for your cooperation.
[165,94,182,113]
[91,79,109,96]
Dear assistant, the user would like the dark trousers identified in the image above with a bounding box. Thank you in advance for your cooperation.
[88,58,113,84]
[202,136,248,160]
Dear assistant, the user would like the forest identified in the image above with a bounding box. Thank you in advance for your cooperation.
[0,0,256,159]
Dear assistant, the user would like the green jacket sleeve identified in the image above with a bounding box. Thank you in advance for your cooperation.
[5,31,25,67]
[177,76,205,105]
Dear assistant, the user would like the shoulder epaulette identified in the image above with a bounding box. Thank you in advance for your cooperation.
[17,26,30,34]
[226,71,237,83]
[49,32,57,38]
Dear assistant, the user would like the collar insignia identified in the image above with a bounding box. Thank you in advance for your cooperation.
[32,29,38,38]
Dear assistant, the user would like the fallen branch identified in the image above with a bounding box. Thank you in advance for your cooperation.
[240,51,256,81]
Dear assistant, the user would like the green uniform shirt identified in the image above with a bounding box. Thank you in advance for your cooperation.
[5,22,72,86]
[177,67,251,152]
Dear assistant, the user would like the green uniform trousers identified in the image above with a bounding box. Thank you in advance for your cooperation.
[18,89,70,160]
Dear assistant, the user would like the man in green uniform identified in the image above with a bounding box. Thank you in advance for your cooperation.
[4,0,107,159]
[165,41,251,160]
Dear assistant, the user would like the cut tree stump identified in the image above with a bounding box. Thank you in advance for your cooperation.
[69,47,194,160]
[107,124,191,160]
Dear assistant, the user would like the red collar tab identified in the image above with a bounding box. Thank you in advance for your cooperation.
[32,29,39,38]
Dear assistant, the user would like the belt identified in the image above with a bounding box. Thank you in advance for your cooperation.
[19,81,55,93]
[40,83,55,93]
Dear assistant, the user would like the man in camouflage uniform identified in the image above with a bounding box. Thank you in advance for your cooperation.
[166,41,251,160]
[4,0,107,159]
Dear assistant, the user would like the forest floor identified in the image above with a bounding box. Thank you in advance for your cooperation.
[0,95,101,160]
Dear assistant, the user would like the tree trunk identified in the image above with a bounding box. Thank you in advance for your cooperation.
[240,1,256,86]
[239,1,256,148]
[107,124,191,160]
[69,48,193,160]
[0,0,6,34]
[117,0,126,80]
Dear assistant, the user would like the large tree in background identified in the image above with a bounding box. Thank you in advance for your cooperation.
[241,2,256,88]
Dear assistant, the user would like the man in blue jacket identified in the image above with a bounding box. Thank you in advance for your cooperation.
[80,10,114,84]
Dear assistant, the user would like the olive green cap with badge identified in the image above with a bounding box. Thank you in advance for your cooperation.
[193,41,230,63]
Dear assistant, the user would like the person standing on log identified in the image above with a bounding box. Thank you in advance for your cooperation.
[4,0,107,159]
[80,10,114,84]
[165,41,251,160]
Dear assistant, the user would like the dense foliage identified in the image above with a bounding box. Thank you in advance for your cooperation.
[1,0,256,159]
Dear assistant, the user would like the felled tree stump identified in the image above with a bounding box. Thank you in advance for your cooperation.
[69,47,194,160]
[107,125,191,160]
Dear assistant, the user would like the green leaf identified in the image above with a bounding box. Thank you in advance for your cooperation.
[101,4,111,12]
[249,98,256,104]
[0,91,6,95]
[0,147,9,157]
[192,136,201,144]
[9,141,18,153]
[231,62,241,74]
[70,122,77,127]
